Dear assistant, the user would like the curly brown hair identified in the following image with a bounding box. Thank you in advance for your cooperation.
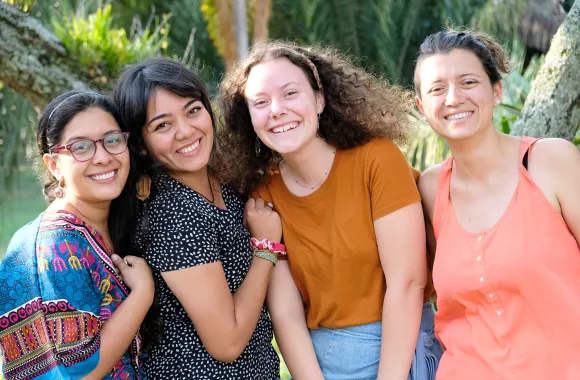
[218,41,415,194]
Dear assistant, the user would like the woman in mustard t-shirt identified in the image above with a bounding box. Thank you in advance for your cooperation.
[218,42,443,380]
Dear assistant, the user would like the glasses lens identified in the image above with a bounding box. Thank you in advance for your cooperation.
[103,132,128,154]
[70,140,95,161]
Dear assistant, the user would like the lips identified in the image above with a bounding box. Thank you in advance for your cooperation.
[89,170,116,181]
[445,111,473,121]
[270,122,299,134]
[176,139,200,154]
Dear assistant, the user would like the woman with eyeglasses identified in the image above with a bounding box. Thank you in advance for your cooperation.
[0,90,153,379]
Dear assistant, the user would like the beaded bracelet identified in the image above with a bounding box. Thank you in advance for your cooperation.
[253,249,278,266]
[250,237,287,256]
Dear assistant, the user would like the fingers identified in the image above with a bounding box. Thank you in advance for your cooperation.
[255,198,265,210]
[245,197,256,213]
[111,254,128,274]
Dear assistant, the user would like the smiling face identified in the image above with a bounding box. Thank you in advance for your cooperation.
[142,87,214,176]
[243,57,324,155]
[415,49,502,141]
[44,107,130,204]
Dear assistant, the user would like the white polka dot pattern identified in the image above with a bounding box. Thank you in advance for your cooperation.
[136,172,280,379]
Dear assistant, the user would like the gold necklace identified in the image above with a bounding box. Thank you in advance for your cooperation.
[286,150,336,190]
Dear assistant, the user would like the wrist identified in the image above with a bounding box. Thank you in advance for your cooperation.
[250,237,287,256]
[253,249,278,266]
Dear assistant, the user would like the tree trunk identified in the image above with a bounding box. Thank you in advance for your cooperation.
[0,2,87,108]
[511,0,580,141]
[214,0,239,71]
[251,0,271,45]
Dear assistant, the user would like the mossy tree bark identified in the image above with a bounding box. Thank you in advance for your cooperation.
[0,2,87,108]
[511,0,580,141]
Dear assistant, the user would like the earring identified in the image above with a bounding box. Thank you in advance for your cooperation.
[136,175,152,201]
[255,137,261,157]
[422,115,427,121]
[54,181,65,199]
[495,99,501,106]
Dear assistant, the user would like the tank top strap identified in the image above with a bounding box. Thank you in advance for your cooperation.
[519,136,543,166]
[432,157,454,239]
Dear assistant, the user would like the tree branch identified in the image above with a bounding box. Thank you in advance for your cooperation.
[0,2,86,108]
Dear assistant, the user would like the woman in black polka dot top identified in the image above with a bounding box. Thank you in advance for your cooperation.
[114,58,281,379]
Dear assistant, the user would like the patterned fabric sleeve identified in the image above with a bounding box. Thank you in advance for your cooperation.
[145,191,220,272]
[0,216,110,380]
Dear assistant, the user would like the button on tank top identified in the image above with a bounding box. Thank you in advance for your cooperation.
[432,137,580,380]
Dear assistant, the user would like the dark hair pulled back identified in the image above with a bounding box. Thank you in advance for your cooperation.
[414,29,511,96]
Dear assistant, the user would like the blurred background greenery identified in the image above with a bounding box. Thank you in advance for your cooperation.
[0,1,578,376]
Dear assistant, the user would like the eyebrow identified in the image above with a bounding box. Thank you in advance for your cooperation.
[428,73,483,85]
[65,129,121,144]
[147,99,200,126]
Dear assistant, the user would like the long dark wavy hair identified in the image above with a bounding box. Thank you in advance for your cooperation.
[218,41,415,195]
[114,58,220,349]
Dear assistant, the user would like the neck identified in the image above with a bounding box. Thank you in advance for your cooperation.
[447,128,511,182]
[56,197,111,229]
[173,166,214,200]
[281,137,336,186]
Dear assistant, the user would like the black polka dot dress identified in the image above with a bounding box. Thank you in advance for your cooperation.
[136,172,280,379]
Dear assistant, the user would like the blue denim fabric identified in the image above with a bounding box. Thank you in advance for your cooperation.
[303,303,442,380]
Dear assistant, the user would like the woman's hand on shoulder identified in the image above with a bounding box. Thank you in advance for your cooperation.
[244,198,282,242]
[111,254,155,304]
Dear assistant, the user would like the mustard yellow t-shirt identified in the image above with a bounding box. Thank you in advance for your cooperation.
[254,138,421,329]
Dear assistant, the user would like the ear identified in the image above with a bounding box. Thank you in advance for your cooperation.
[415,95,425,116]
[43,153,63,182]
[493,81,503,104]
[315,91,325,115]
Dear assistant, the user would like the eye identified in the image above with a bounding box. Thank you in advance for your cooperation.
[104,133,122,147]
[429,87,443,94]
[285,90,298,97]
[154,122,170,131]
[253,99,268,108]
[188,106,202,116]
[463,80,478,85]
[70,140,92,153]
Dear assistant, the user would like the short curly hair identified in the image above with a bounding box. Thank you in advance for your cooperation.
[218,41,415,194]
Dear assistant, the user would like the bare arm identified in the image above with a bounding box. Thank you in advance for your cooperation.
[162,198,280,363]
[532,138,580,244]
[83,255,154,379]
[376,202,427,380]
[267,261,324,380]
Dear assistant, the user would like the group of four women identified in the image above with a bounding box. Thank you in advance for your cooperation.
[1,28,579,380]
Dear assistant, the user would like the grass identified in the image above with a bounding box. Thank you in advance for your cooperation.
[0,170,47,259]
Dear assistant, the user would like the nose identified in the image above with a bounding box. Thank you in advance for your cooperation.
[91,141,112,165]
[445,85,464,108]
[174,117,195,141]
[269,98,287,118]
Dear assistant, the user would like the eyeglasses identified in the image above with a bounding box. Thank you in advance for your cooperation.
[49,132,130,162]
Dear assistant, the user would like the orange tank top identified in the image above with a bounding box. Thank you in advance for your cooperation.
[432,137,580,380]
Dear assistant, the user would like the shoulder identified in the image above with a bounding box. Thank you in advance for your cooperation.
[418,163,443,219]
[250,171,278,203]
[362,137,402,156]
[531,138,580,166]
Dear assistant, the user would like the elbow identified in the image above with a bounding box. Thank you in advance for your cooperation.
[205,339,247,363]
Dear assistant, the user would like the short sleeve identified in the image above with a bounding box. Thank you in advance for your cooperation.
[145,192,220,272]
[366,138,421,221]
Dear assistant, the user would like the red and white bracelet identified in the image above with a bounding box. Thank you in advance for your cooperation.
[250,237,287,257]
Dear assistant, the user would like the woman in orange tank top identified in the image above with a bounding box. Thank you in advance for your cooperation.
[414,29,580,379]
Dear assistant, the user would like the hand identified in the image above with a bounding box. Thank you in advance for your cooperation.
[244,198,282,242]
[111,254,155,302]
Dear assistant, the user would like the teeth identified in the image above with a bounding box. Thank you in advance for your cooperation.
[91,171,115,181]
[177,140,200,154]
[272,122,299,134]
[446,112,473,120]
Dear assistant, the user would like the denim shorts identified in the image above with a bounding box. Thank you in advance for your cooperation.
[306,303,443,380]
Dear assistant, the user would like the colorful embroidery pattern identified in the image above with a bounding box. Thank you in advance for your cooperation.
[0,211,146,379]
